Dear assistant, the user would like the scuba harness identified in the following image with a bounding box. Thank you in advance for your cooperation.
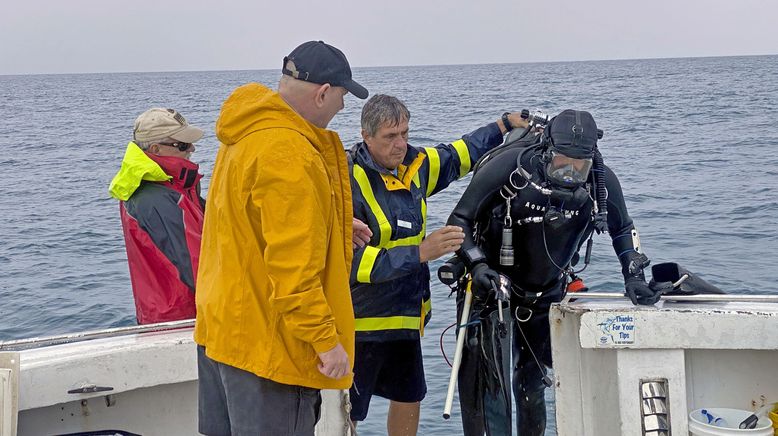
[473,109,609,280]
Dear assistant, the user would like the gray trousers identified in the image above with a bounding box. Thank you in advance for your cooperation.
[197,346,322,436]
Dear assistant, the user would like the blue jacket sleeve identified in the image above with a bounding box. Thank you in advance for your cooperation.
[422,122,503,197]
[351,244,421,284]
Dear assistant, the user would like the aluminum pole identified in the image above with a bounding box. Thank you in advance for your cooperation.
[443,287,473,419]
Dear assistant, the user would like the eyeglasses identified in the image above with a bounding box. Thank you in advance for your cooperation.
[158,141,194,152]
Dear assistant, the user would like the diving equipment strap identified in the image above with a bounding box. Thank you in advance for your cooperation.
[462,246,487,266]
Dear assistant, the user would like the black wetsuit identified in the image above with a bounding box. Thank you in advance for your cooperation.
[447,143,640,436]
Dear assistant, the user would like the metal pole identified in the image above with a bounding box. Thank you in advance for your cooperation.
[561,293,778,304]
[0,319,195,351]
[443,287,473,419]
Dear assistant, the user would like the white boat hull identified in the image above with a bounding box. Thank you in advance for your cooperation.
[4,294,777,435]
[1,324,352,436]
[551,296,778,435]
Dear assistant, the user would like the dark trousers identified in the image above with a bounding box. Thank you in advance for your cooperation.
[197,346,321,436]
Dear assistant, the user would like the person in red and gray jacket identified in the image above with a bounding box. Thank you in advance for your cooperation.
[109,108,206,324]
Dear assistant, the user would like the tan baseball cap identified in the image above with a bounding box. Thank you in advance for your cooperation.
[133,108,204,143]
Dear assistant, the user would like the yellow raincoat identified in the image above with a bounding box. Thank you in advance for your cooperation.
[194,83,355,390]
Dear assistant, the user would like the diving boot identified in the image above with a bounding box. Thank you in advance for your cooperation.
[649,262,725,295]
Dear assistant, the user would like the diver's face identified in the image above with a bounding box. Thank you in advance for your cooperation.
[363,118,409,171]
[546,151,593,187]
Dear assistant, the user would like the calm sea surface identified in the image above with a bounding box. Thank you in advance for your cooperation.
[1,56,777,434]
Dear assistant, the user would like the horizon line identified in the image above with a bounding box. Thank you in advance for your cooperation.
[1,52,776,77]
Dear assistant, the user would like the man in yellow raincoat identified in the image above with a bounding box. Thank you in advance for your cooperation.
[194,41,368,436]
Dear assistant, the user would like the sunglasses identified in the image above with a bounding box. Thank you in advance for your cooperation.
[158,141,194,152]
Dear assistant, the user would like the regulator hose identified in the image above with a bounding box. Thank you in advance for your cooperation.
[593,149,608,233]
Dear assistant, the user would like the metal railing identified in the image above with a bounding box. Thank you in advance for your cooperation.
[0,319,195,351]
[561,292,778,304]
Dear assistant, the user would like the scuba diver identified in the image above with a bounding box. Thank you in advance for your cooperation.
[444,109,663,435]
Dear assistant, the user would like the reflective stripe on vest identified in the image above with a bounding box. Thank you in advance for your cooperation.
[353,199,427,285]
[451,139,471,178]
[352,165,428,252]
[354,315,421,332]
[424,147,441,196]
[357,245,380,283]
[355,296,433,335]
[383,198,426,250]
[420,297,432,336]
[352,164,392,247]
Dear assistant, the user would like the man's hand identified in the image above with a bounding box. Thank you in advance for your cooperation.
[419,225,465,263]
[625,276,662,305]
[317,343,351,379]
[353,218,372,249]
[498,112,530,133]
[507,112,530,130]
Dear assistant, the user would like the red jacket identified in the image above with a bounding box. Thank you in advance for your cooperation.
[109,142,204,324]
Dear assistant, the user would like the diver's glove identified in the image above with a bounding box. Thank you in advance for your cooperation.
[625,276,661,305]
[621,251,661,305]
[471,263,500,299]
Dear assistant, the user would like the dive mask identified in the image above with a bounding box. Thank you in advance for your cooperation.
[545,151,592,188]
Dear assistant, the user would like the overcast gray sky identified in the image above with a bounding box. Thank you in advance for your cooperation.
[2,0,777,75]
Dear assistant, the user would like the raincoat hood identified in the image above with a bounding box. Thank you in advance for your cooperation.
[216,83,324,150]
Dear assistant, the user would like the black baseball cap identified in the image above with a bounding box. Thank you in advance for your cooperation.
[282,41,369,100]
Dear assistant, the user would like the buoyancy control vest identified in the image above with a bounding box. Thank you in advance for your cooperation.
[450,113,617,292]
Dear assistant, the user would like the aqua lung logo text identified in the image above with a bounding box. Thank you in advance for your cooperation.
[523,202,580,216]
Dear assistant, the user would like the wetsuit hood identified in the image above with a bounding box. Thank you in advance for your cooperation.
[538,110,598,189]
[545,109,598,159]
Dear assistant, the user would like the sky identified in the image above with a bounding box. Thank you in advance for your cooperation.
[1,0,777,75]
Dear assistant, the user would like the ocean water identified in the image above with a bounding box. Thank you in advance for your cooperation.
[1,55,777,434]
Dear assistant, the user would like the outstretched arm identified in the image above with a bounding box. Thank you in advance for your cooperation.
[423,112,526,198]
[446,150,516,268]
[604,165,660,305]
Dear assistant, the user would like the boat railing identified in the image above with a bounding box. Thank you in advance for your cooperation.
[3,294,777,351]
[0,319,195,351]
[561,292,778,304]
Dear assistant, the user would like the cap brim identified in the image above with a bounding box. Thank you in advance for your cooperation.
[343,79,369,100]
[170,125,204,143]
